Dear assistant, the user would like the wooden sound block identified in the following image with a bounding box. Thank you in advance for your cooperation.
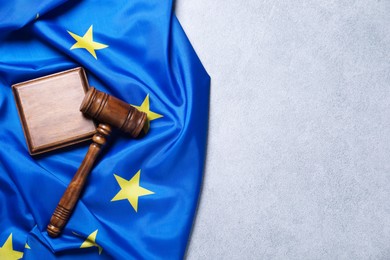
[12,67,97,155]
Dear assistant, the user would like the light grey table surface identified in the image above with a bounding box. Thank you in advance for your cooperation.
[176,1,390,259]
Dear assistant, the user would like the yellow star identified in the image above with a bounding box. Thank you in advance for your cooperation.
[132,95,163,121]
[111,170,154,212]
[68,25,108,59]
[80,230,103,255]
[0,234,23,260]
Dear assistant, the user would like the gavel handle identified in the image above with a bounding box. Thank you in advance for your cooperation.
[47,123,112,238]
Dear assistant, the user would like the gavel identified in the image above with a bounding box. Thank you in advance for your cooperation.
[47,87,147,237]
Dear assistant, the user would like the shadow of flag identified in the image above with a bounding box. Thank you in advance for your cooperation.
[0,0,210,259]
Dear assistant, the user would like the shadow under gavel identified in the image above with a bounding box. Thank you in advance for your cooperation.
[47,87,147,238]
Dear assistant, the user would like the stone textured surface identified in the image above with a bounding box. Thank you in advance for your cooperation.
[176,1,390,259]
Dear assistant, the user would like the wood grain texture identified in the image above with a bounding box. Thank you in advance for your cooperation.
[47,87,147,237]
[47,123,111,238]
[12,67,96,155]
[80,87,147,138]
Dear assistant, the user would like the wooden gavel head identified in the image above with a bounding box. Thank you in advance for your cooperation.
[80,87,148,137]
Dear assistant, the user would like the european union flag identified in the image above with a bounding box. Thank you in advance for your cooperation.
[0,1,210,259]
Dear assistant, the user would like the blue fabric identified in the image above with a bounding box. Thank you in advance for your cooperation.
[0,0,210,259]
